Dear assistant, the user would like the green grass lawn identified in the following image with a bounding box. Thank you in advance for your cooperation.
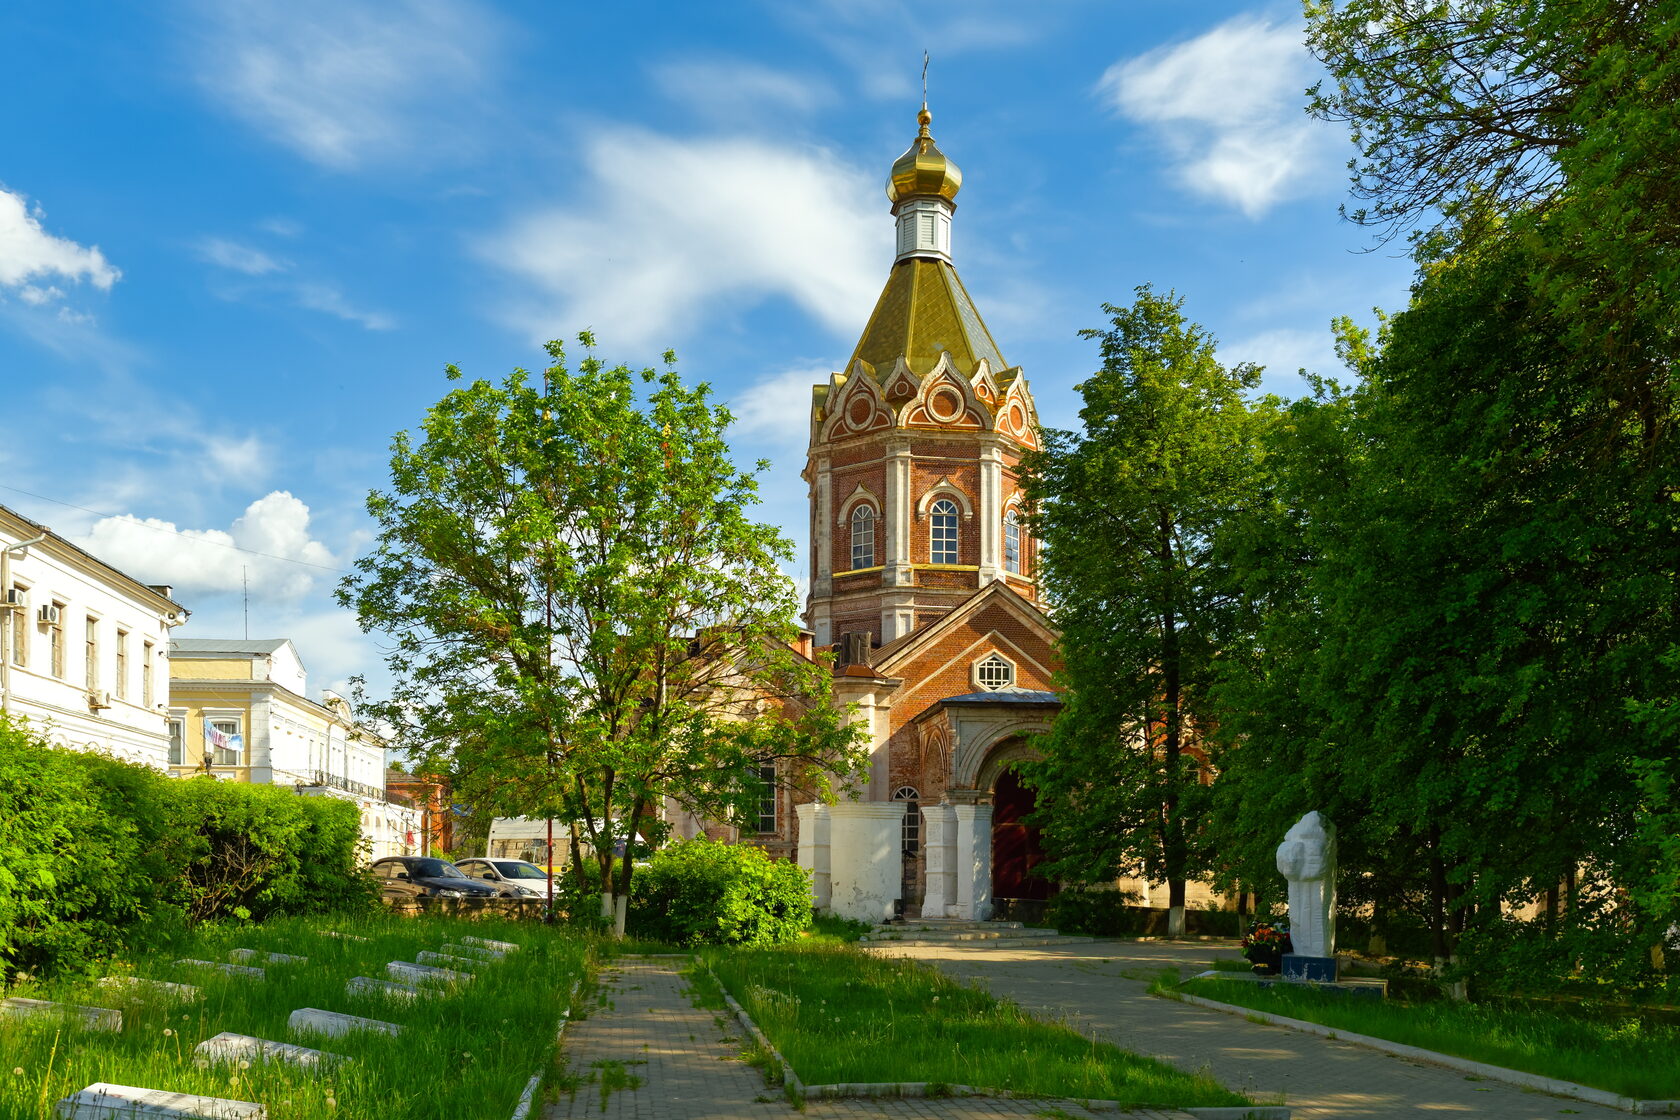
[1175,974,1680,1101]
[703,941,1247,1108]
[1,914,586,1120]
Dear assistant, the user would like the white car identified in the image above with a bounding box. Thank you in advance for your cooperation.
[455,857,554,898]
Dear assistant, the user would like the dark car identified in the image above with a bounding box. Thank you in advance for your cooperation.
[370,856,513,900]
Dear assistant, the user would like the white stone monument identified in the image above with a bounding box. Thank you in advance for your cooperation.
[1275,810,1337,980]
[826,802,904,922]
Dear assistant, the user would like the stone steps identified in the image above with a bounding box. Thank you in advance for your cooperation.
[55,1083,265,1119]
[860,922,1092,950]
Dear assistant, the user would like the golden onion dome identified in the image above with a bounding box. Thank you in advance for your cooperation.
[887,106,961,204]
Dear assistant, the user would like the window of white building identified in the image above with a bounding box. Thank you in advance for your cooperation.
[850,505,876,569]
[115,629,129,700]
[930,499,959,564]
[167,716,186,766]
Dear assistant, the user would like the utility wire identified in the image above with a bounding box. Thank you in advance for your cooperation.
[0,482,348,574]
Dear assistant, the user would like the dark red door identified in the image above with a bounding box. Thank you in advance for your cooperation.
[991,768,1051,901]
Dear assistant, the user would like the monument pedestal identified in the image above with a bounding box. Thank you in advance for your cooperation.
[1282,953,1338,983]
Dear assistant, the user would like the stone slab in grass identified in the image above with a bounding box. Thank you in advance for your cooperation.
[461,936,519,953]
[416,951,488,971]
[1,997,122,1032]
[228,950,307,966]
[287,1007,402,1039]
[345,976,427,1001]
[97,977,202,1001]
[387,961,473,986]
[54,1082,265,1118]
[195,1031,348,1068]
[174,960,265,981]
[441,942,504,960]
[319,931,370,943]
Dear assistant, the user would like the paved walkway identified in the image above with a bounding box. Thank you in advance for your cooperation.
[544,957,1185,1120]
[877,938,1629,1119]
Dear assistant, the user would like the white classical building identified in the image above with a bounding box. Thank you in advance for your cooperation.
[1,502,186,767]
[168,638,419,860]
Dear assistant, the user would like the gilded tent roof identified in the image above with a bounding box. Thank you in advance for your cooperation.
[847,258,1006,379]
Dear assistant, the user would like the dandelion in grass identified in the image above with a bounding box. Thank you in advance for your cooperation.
[325,1098,337,1108]
[163,1028,174,1037]
[238,1061,250,1070]
[11,1068,22,1077]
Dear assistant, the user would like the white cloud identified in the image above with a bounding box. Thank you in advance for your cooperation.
[292,283,396,331]
[782,0,1047,100]
[196,237,286,276]
[652,59,833,125]
[196,236,394,330]
[1222,326,1339,398]
[190,0,497,170]
[0,186,120,296]
[75,491,340,603]
[727,367,828,451]
[1098,14,1335,217]
[480,129,883,349]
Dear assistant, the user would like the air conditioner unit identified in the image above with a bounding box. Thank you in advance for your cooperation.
[2,588,23,609]
[88,690,112,710]
[38,604,61,625]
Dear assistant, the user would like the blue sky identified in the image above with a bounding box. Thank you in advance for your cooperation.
[0,0,1416,698]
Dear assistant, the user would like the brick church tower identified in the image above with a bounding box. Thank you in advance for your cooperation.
[791,104,1063,924]
[804,103,1043,650]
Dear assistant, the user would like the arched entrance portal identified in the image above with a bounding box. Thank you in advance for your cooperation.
[990,766,1051,903]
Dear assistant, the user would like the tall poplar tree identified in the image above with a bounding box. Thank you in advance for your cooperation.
[1022,288,1265,938]
[340,336,867,934]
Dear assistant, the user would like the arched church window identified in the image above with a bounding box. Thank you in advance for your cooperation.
[1003,509,1022,574]
[930,499,959,564]
[976,654,1013,691]
[850,505,876,570]
[893,785,920,854]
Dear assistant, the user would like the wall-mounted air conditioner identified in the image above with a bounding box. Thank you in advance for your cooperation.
[88,689,112,710]
[2,588,24,609]
[38,604,61,625]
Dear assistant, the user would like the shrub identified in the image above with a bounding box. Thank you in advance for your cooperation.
[1044,887,1144,936]
[628,838,811,946]
[0,718,376,980]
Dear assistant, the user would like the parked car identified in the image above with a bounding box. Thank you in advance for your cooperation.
[370,856,513,900]
[455,857,553,898]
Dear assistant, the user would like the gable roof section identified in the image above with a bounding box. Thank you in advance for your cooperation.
[171,637,293,656]
[1,501,186,615]
[871,580,1056,679]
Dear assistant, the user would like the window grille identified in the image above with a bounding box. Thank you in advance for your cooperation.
[977,654,1013,691]
[893,785,920,854]
[1004,510,1022,574]
[930,499,959,564]
[850,505,876,569]
[757,762,777,833]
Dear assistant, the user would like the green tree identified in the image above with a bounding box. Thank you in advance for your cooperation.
[1022,288,1266,938]
[1306,0,1680,448]
[341,336,865,934]
[1213,222,1679,984]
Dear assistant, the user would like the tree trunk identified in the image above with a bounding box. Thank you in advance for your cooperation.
[1167,879,1187,940]
[1158,512,1189,942]
[612,798,648,939]
[1429,828,1449,965]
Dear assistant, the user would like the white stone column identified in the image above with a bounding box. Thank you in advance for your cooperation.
[795,803,831,911]
[952,803,994,921]
[978,441,1004,584]
[826,802,904,923]
[921,803,957,918]
[883,438,913,600]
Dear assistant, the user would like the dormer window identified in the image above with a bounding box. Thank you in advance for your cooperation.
[976,654,1013,691]
[850,505,876,570]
